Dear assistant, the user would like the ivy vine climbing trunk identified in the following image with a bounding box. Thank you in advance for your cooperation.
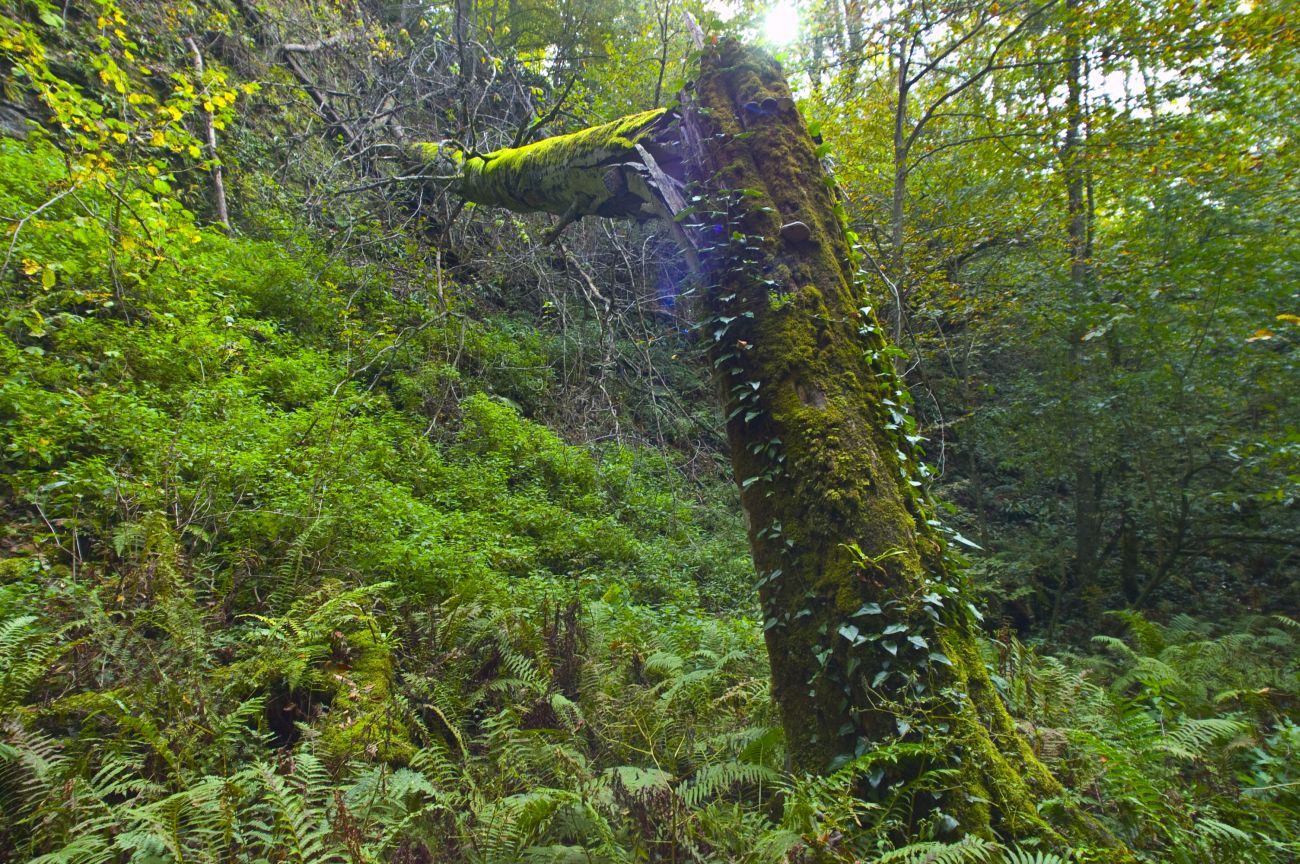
[421,38,1126,853]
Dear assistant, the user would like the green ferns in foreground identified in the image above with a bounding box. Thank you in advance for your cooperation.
[1,133,1298,862]
[4,589,1298,862]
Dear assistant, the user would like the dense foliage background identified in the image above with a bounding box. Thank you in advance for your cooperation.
[0,0,1295,861]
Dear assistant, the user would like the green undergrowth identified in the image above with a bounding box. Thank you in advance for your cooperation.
[0,132,764,858]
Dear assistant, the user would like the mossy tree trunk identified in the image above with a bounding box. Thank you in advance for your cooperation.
[679,41,1123,848]
[426,38,1125,852]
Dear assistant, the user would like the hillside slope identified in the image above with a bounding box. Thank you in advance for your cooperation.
[2,0,1297,861]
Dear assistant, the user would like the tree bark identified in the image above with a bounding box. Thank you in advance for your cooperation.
[428,38,1126,853]
[1062,0,1103,594]
[184,36,230,232]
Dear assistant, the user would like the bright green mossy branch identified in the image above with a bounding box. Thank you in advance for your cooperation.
[413,108,675,224]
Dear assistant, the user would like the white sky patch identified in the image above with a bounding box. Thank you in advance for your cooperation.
[705,0,740,22]
[763,2,799,46]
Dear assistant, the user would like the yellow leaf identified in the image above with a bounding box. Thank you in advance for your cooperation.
[1246,329,1276,342]
[21,258,40,275]
[1276,314,1300,325]
[42,267,56,289]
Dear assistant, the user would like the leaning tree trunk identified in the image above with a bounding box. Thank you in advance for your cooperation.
[418,38,1126,853]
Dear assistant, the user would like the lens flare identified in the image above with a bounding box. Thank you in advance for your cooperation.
[763,2,799,46]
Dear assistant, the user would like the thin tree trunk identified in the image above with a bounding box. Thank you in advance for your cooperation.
[184,36,230,231]
[889,33,911,344]
[652,0,671,107]
[1062,0,1101,590]
[1120,512,1140,602]
[842,0,865,86]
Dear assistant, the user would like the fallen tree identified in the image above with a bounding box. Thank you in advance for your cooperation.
[416,38,1128,853]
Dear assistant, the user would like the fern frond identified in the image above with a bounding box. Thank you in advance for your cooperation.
[27,833,116,864]
[678,759,780,808]
[0,614,60,711]
[250,762,346,864]
[871,835,998,864]
[1194,816,1253,848]
[1110,609,1168,655]
[999,848,1068,864]
[1161,717,1250,761]
[0,720,64,825]
[1272,614,1300,632]
[1090,634,1139,662]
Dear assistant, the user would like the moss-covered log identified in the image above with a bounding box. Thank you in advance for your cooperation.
[431,38,1127,853]
[413,109,689,235]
